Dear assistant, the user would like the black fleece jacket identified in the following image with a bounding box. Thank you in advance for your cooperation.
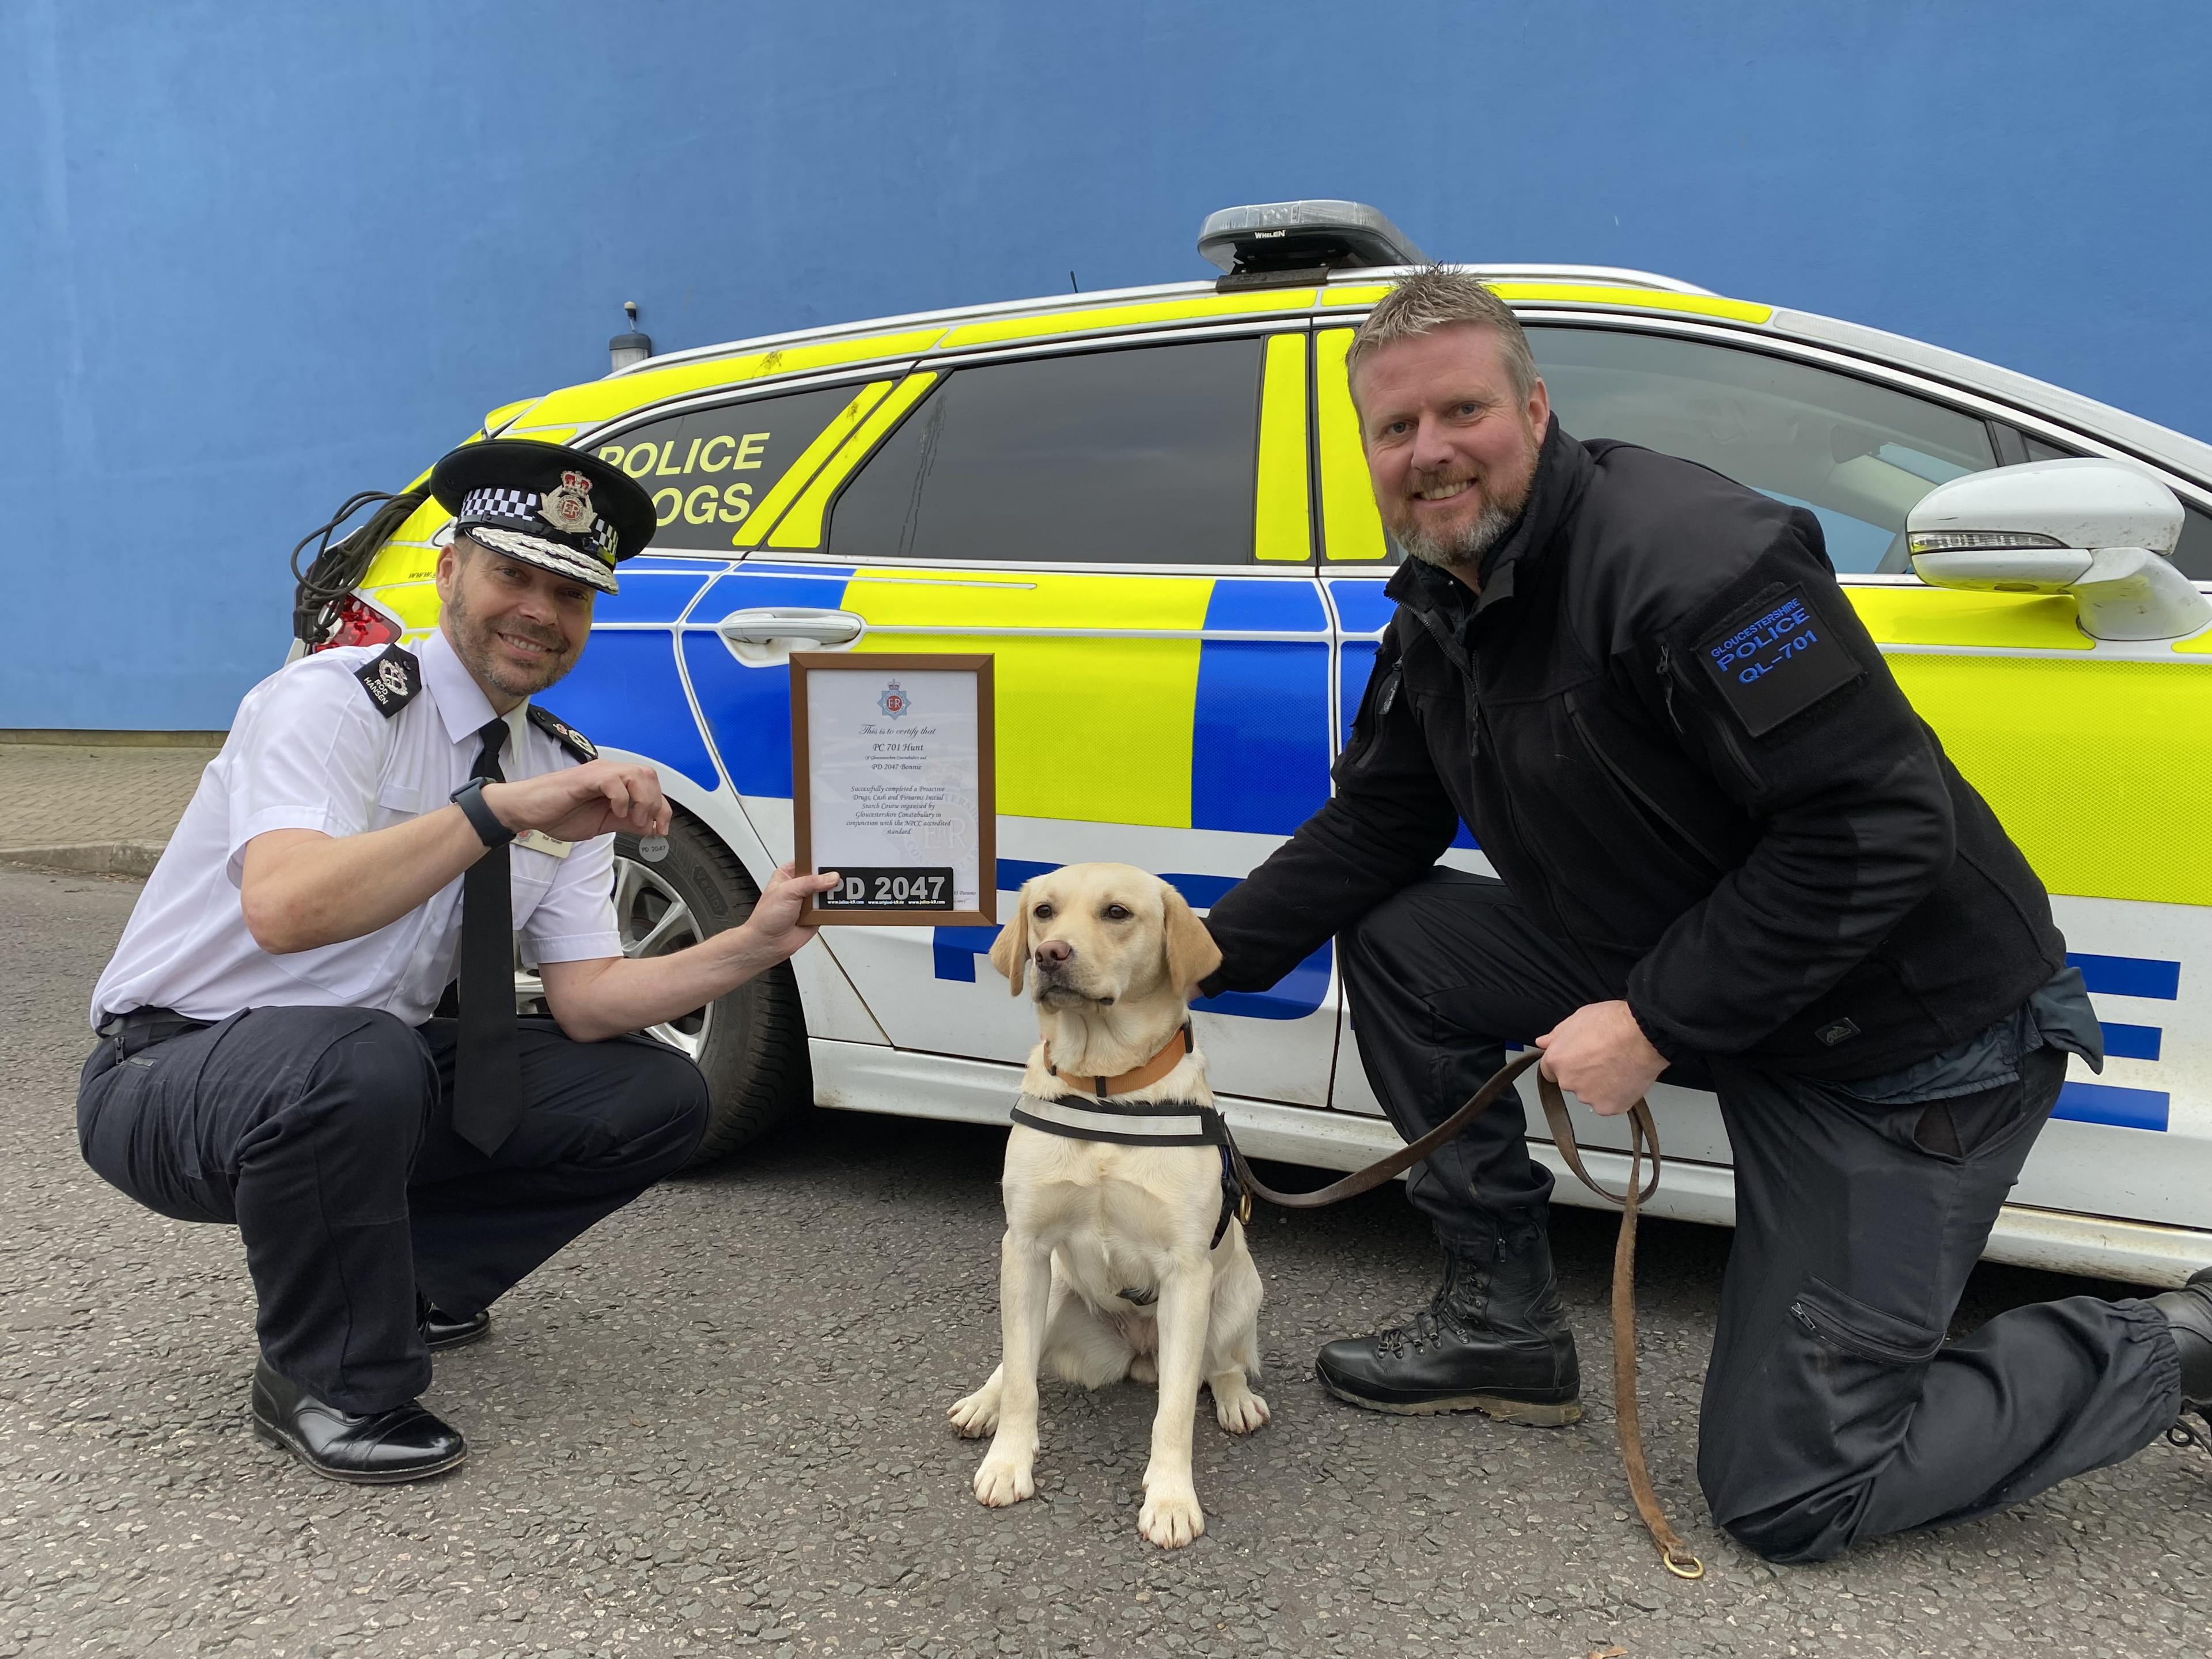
[1201,422,2065,1079]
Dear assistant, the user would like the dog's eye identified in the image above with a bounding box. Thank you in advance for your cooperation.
[1103,904,1132,921]
[1032,903,1054,921]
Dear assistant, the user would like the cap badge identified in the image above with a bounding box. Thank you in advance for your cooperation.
[539,471,598,539]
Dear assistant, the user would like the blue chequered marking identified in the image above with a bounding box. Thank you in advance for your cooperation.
[588,567,718,624]
[933,859,1328,1020]
[2067,952,2180,1000]
[1336,637,1477,851]
[1192,639,1331,835]
[1193,577,1330,838]
[1200,578,1327,632]
[2054,1080,2170,1133]
[680,569,855,797]
[539,631,718,789]
[1325,577,1396,635]
[2099,1021,2163,1062]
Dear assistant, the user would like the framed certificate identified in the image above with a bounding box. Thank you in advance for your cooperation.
[790,653,997,926]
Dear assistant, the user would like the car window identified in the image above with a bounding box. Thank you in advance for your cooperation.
[590,385,863,550]
[2022,434,2212,580]
[829,338,1264,565]
[1528,327,1998,576]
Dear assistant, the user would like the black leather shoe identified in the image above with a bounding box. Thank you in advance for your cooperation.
[421,1300,491,1353]
[250,1360,467,1484]
[2149,1265,2212,1450]
[1317,1217,1581,1425]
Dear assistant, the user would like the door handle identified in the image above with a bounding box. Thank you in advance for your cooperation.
[715,608,866,646]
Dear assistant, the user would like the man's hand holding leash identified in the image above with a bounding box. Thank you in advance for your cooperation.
[1534,1001,1668,1117]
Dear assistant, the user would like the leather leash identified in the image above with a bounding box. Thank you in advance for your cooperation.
[1225,1050,1704,1580]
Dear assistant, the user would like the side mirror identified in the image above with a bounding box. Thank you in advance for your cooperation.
[1906,459,2209,642]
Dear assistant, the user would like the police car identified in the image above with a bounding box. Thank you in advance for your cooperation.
[308,199,2212,1287]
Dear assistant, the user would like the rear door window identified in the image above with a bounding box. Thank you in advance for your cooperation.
[1528,328,1999,575]
[829,338,1266,565]
[592,385,862,551]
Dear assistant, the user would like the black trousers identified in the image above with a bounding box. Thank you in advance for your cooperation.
[1339,869,2183,1562]
[78,1006,709,1415]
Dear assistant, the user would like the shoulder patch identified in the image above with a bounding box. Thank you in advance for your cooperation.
[353,645,422,718]
[527,704,597,762]
[1695,583,1862,737]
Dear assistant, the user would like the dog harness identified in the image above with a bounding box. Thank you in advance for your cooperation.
[1009,1025,1252,1248]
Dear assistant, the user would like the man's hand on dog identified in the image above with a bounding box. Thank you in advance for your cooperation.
[1534,999,1666,1116]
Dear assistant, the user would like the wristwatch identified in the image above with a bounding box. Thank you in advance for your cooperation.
[449,778,516,849]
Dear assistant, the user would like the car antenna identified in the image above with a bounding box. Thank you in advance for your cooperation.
[1069,270,1079,293]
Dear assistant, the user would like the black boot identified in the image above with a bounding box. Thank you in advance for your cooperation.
[250,1360,468,1484]
[2149,1266,2212,1451]
[1316,1216,1581,1425]
[419,1294,491,1353]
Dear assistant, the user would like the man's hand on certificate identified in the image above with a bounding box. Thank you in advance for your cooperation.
[1533,1000,1668,1117]
[740,863,842,963]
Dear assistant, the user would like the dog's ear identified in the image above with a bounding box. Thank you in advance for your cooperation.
[988,882,1032,996]
[1161,881,1222,997]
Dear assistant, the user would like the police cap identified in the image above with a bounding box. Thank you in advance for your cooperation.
[430,438,657,596]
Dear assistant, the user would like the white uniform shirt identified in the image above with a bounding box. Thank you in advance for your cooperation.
[90,628,623,1028]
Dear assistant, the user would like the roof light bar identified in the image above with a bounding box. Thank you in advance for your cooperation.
[1197,200,1427,290]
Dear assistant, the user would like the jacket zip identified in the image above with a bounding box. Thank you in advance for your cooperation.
[1658,643,1762,792]
[1563,691,1728,878]
[1656,644,1684,734]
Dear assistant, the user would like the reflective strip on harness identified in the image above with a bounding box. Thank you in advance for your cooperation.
[1010,1094,1225,1148]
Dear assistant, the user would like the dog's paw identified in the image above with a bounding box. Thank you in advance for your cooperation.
[1125,1354,1158,1387]
[1137,1482,1206,1549]
[973,1453,1035,1508]
[1213,1382,1271,1434]
[947,1386,1000,1438]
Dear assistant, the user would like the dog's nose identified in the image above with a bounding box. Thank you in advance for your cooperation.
[1034,939,1074,971]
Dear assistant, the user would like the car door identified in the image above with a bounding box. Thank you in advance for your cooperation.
[673,324,1343,1105]
[1316,315,2212,1239]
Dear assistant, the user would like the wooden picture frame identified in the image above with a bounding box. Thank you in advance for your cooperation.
[790,652,997,927]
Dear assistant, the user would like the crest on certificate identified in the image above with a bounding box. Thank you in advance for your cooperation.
[878,679,912,718]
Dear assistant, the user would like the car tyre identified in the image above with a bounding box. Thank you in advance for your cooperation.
[607,815,811,1166]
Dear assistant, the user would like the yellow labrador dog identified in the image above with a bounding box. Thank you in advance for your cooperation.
[948,862,1268,1548]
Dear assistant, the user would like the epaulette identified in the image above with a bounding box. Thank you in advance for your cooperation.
[527,703,597,762]
[354,645,422,718]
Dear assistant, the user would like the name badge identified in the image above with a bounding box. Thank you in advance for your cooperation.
[516,828,573,859]
[1695,583,1862,737]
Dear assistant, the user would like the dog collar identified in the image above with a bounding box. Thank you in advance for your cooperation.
[1044,1024,1192,1101]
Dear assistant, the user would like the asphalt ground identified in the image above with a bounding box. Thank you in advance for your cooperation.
[3,865,2208,1659]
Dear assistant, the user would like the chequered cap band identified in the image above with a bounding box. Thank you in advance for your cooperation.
[461,486,541,518]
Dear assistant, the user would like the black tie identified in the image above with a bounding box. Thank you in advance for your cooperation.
[453,717,521,1156]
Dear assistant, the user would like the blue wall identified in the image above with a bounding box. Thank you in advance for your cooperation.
[9,0,2211,729]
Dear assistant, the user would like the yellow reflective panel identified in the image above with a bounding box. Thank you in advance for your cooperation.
[480,397,540,434]
[1892,656,2212,904]
[1846,586,2090,650]
[356,496,457,587]
[2173,624,2212,654]
[1254,334,1311,562]
[841,569,1214,828]
[362,580,442,635]
[1318,281,1772,327]
[937,291,1316,350]
[518,329,944,428]
[730,381,895,548]
[767,373,939,550]
[1316,329,1387,561]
